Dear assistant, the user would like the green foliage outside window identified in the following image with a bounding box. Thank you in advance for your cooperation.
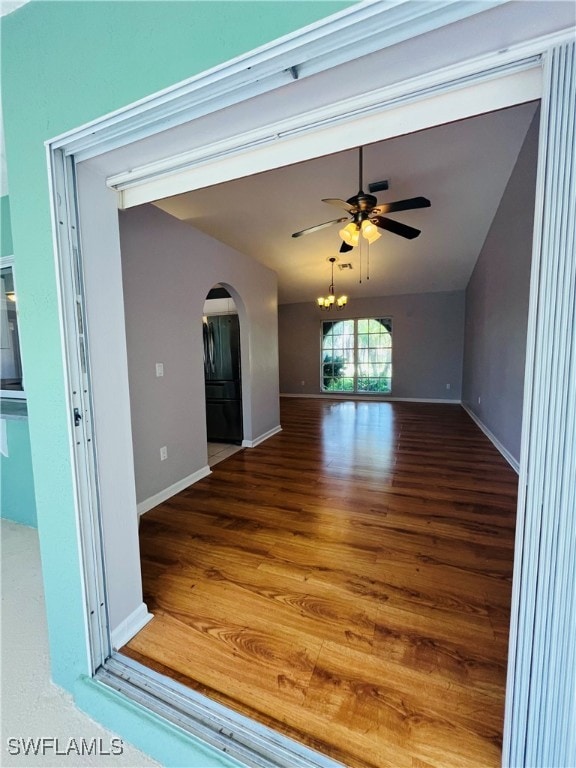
[322,355,347,389]
[321,318,392,393]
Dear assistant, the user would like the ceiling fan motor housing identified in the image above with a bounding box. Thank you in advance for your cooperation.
[291,144,429,242]
[347,193,378,212]
[348,193,378,229]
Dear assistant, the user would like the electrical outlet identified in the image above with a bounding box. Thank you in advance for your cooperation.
[156,363,164,377]
[160,446,168,461]
[477,396,481,405]
[446,383,451,390]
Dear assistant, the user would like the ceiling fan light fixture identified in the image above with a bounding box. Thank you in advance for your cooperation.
[339,222,360,246]
[361,219,382,244]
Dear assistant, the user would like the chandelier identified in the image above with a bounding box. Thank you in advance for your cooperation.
[317,257,347,310]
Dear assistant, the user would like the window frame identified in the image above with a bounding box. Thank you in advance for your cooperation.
[320,316,393,395]
[0,256,26,401]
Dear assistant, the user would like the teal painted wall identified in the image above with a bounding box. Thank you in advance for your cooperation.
[0,415,37,527]
[1,2,353,765]
[1,193,38,527]
[1,195,13,256]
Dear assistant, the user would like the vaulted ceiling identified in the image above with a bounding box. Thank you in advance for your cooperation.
[154,101,538,305]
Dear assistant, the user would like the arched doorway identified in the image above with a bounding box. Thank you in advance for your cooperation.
[203,284,243,465]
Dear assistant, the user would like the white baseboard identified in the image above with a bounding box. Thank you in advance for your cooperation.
[461,403,520,473]
[280,393,461,404]
[137,466,212,516]
[242,424,282,448]
[110,602,153,650]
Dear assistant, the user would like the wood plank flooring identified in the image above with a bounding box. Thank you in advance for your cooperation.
[123,399,518,768]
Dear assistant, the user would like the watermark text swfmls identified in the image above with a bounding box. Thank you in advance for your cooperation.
[6,737,124,757]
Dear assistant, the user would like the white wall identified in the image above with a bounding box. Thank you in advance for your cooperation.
[119,204,280,506]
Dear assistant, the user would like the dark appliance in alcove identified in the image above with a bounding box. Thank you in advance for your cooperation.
[204,312,243,444]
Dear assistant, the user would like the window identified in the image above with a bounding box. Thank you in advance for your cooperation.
[1,260,24,399]
[321,317,392,394]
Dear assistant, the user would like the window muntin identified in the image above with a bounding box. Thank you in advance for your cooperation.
[321,318,392,394]
[1,263,24,398]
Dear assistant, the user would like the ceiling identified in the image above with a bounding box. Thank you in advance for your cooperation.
[153,101,538,305]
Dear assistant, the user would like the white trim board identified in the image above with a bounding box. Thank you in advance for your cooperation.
[462,403,520,473]
[113,63,542,208]
[242,425,282,448]
[110,602,153,651]
[137,466,211,516]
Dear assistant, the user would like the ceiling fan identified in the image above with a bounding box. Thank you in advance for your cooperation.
[291,147,431,253]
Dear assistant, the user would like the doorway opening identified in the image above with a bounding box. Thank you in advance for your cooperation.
[47,20,575,768]
[119,101,539,768]
[96,106,537,766]
[203,285,244,466]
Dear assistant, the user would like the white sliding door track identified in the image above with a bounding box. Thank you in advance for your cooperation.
[49,1,508,162]
[99,655,344,768]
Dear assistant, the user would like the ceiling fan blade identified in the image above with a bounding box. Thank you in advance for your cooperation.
[372,216,421,239]
[291,217,348,238]
[339,241,354,253]
[372,196,431,216]
[321,198,357,213]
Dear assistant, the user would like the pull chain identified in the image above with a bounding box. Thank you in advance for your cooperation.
[367,241,370,281]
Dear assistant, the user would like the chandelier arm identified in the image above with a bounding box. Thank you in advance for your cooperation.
[317,255,347,310]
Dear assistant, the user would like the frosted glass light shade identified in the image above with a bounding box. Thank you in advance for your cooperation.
[361,220,382,243]
[339,222,360,246]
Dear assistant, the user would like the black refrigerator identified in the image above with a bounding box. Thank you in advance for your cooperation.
[203,314,243,444]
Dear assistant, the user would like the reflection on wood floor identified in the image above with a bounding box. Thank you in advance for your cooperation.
[123,398,518,768]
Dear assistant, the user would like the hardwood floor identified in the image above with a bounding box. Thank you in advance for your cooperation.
[123,399,518,768]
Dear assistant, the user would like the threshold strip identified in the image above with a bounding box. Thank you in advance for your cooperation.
[96,654,344,768]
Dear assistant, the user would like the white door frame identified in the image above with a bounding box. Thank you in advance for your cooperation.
[45,3,576,766]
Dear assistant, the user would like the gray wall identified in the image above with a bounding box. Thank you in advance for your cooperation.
[78,163,146,638]
[462,111,540,463]
[120,204,280,505]
[279,291,465,399]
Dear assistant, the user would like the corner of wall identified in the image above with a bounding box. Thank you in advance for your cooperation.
[462,108,540,466]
